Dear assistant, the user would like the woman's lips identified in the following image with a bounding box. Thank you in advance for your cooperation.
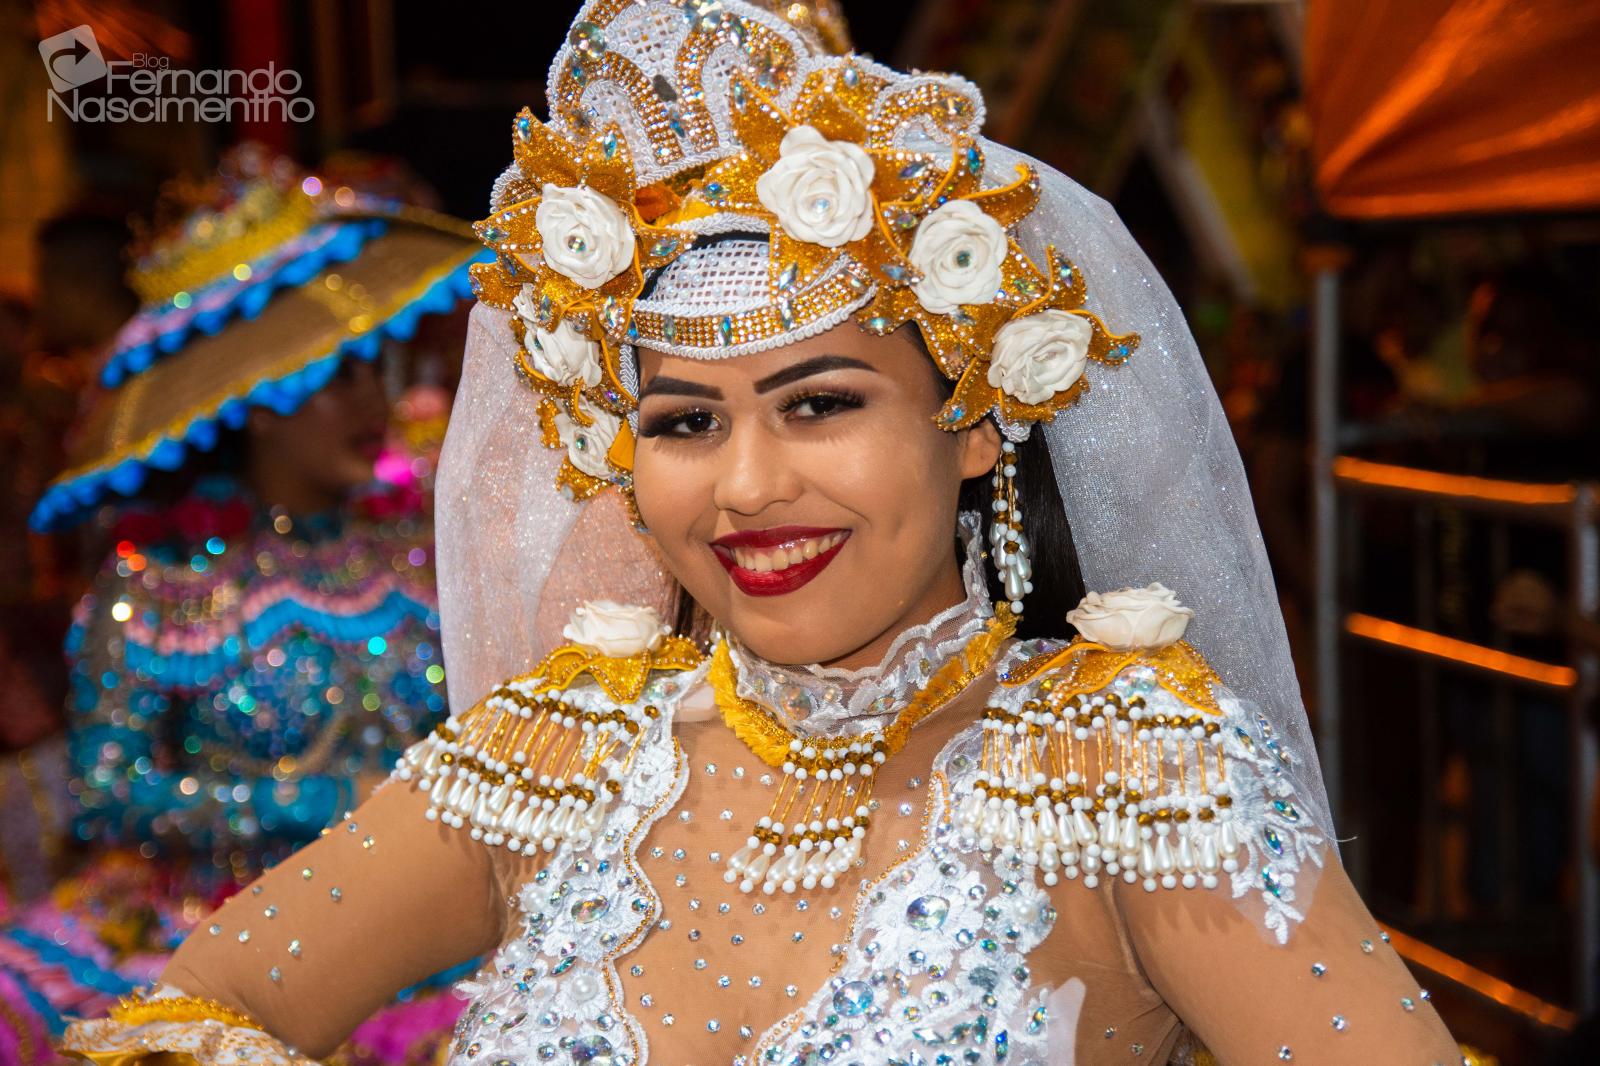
[711,527,850,597]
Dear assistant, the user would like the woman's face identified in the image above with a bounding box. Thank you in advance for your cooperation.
[633,321,1000,668]
[247,358,389,509]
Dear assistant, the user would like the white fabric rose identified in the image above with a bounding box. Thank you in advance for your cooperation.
[512,291,604,388]
[1066,583,1194,651]
[535,183,635,289]
[755,125,877,248]
[908,199,1007,314]
[563,600,669,657]
[986,309,1092,405]
[554,399,621,479]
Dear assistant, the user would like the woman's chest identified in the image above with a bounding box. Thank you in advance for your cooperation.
[454,714,1071,1065]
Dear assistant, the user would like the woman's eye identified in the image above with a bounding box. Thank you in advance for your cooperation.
[639,409,720,438]
[780,390,865,420]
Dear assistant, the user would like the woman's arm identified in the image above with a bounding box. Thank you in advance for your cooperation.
[1116,857,1458,1064]
[68,779,505,1062]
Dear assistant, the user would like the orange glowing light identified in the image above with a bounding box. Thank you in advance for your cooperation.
[1380,923,1577,1031]
[1345,613,1577,689]
[1332,456,1577,507]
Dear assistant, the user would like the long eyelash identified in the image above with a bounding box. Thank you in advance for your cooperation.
[637,408,710,438]
[776,388,866,415]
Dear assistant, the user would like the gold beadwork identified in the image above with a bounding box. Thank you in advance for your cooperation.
[524,633,705,705]
[709,607,1014,893]
[106,993,267,1032]
[710,605,1016,768]
[1002,638,1224,716]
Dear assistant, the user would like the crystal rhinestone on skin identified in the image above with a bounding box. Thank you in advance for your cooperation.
[1331,1016,1346,1031]
[1310,962,1327,976]
[1278,1048,1293,1061]
[1360,939,1374,953]
[238,930,250,943]
[208,924,221,936]
[832,981,874,1017]
[288,939,302,958]
[268,967,281,982]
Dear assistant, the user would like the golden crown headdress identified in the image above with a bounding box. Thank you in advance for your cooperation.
[469,0,1139,503]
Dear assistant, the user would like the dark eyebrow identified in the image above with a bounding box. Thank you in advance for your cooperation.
[753,355,877,394]
[638,376,724,401]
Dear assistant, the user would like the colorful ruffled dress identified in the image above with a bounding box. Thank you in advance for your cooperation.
[1,479,465,1064]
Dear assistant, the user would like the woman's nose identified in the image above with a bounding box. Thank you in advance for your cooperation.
[710,421,800,518]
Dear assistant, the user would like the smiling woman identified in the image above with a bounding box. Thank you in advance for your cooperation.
[59,3,1463,1066]
[634,309,999,668]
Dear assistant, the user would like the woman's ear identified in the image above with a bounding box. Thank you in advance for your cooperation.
[956,418,1003,479]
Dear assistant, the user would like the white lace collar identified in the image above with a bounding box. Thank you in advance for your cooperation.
[723,512,993,735]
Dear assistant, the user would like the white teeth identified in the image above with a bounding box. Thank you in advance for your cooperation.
[727,533,846,573]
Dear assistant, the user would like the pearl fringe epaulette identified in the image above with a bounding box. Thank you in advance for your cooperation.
[954,689,1241,892]
[394,679,660,854]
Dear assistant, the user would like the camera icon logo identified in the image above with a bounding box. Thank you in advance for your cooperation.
[38,26,108,93]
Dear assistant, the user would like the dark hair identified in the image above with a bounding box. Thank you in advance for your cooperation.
[659,234,1086,642]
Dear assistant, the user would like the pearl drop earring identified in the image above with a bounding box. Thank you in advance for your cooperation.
[989,441,1031,616]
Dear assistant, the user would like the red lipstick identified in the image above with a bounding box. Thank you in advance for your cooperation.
[711,526,850,597]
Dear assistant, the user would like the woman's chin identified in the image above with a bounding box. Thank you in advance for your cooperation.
[726,622,863,667]
[715,589,887,667]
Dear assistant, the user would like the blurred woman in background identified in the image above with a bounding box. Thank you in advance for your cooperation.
[0,146,484,1066]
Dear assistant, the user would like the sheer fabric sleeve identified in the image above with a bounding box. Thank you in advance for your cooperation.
[62,779,506,1063]
[1115,859,1458,1064]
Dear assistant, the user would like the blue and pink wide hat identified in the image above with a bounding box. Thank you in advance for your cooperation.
[31,146,489,531]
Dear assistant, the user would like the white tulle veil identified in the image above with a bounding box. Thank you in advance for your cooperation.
[434,0,1334,844]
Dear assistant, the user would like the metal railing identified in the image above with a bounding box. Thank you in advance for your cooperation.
[1311,259,1600,1021]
